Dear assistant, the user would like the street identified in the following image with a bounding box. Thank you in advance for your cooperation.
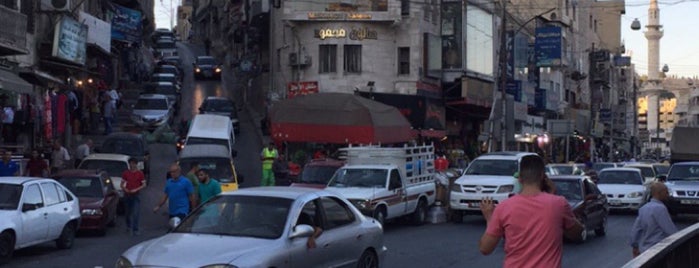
[5,43,696,268]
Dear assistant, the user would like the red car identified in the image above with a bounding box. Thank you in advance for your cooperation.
[53,169,119,235]
[290,158,345,189]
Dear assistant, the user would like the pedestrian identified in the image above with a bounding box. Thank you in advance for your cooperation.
[583,161,599,184]
[74,139,93,168]
[103,95,116,135]
[153,163,195,221]
[272,154,289,186]
[260,142,278,186]
[0,150,18,176]
[121,158,146,236]
[196,168,221,204]
[630,182,678,257]
[50,141,71,174]
[25,149,49,177]
[479,155,583,268]
[184,162,200,204]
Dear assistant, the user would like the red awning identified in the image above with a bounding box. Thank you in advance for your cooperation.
[270,93,414,144]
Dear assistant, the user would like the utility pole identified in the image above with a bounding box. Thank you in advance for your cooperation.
[632,77,638,157]
[497,0,508,151]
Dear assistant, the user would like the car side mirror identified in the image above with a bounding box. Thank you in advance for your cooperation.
[289,224,315,239]
[656,175,667,182]
[22,203,40,212]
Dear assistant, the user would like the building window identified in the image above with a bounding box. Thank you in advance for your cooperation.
[319,45,337,73]
[398,47,410,75]
[401,0,409,15]
[344,45,362,74]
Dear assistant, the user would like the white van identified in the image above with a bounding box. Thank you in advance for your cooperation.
[185,114,235,156]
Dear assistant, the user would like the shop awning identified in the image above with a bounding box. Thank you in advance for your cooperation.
[19,68,65,87]
[0,68,33,95]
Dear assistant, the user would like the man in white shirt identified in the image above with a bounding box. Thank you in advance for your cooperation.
[51,141,71,174]
[74,139,92,168]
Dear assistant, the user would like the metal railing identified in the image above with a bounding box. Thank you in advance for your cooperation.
[621,222,699,268]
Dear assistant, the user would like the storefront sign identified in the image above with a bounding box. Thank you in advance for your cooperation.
[307,12,372,20]
[347,13,372,20]
[349,27,377,40]
[315,28,347,40]
[109,4,142,43]
[287,81,319,98]
[52,17,88,65]
[535,26,562,67]
[80,11,111,53]
[314,27,377,40]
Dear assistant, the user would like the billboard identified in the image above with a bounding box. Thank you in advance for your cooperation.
[535,26,562,67]
[52,17,88,65]
[108,4,142,43]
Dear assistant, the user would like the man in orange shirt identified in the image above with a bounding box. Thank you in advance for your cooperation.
[121,158,146,236]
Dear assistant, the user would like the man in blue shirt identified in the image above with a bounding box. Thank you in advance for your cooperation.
[0,150,19,176]
[630,182,678,257]
[153,163,194,220]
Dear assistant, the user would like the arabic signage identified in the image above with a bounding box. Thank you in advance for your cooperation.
[308,12,373,20]
[52,17,88,65]
[314,27,378,41]
[535,26,562,67]
[108,4,142,43]
[80,12,111,53]
[287,81,319,98]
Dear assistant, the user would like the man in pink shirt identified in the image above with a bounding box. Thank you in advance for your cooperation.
[478,155,584,268]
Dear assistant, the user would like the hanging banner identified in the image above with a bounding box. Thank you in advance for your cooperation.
[52,17,88,65]
[535,26,562,67]
[108,4,142,43]
[287,81,319,98]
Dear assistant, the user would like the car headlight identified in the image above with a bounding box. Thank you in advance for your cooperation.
[115,256,133,268]
[215,67,222,73]
[350,199,370,210]
[82,209,103,216]
[669,190,676,197]
[196,68,201,72]
[496,185,514,194]
[627,191,644,198]
[201,265,238,268]
[450,183,463,193]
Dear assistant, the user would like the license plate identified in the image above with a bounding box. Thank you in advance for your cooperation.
[468,202,481,208]
[609,200,621,205]
[680,199,699,205]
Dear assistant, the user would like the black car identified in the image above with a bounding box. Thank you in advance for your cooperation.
[550,175,609,242]
[97,132,150,176]
[193,56,222,80]
[198,96,239,133]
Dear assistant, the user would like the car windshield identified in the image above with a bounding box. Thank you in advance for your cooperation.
[102,138,145,156]
[654,165,670,175]
[598,171,643,185]
[0,184,22,210]
[300,166,340,184]
[550,165,574,175]
[667,165,699,181]
[593,163,615,172]
[630,167,655,178]
[156,41,175,49]
[151,75,176,83]
[464,159,518,176]
[135,98,168,110]
[156,67,177,75]
[197,57,216,65]
[57,177,104,198]
[204,100,235,113]
[180,158,235,183]
[186,137,228,148]
[175,195,292,239]
[552,180,583,201]
[79,160,128,178]
[328,168,387,188]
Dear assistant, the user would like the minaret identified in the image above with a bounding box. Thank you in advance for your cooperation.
[645,0,663,82]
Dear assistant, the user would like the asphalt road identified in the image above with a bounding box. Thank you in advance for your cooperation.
[6,43,697,268]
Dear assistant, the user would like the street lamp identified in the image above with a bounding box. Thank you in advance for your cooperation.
[630,18,642,31]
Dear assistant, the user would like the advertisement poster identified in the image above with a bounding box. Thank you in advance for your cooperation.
[52,17,88,65]
[109,4,142,43]
[287,81,319,98]
[535,26,562,67]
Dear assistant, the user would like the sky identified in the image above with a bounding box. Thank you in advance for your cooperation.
[154,0,180,31]
[622,0,699,78]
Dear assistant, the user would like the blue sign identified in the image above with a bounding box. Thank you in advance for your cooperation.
[109,4,142,43]
[535,88,546,110]
[613,55,632,67]
[506,80,522,102]
[506,31,515,79]
[535,27,562,67]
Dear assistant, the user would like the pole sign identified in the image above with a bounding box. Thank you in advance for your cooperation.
[535,26,562,67]
[506,80,522,102]
[506,31,515,79]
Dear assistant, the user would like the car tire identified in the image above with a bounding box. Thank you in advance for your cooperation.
[0,231,14,264]
[411,199,427,225]
[357,249,378,268]
[372,207,386,226]
[594,216,607,236]
[55,222,76,249]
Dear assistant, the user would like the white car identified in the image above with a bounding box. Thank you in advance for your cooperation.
[116,187,387,268]
[624,163,658,184]
[131,94,173,128]
[77,154,131,198]
[0,177,81,264]
[596,168,648,211]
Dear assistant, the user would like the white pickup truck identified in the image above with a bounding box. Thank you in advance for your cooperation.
[326,144,437,226]
[449,151,537,222]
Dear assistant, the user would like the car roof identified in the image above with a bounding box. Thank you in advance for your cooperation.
[221,186,323,199]
[152,73,175,77]
[672,162,699,166]
[0,177,52,185]
[625,163,654,168]
[83,153,131,161]
[53,169,104,177]
[187,114,232,139]
[599,167,642,173]
[138,94,168,100]
[179,144,230,158]
[306,158,345,167]
[475,151,538,160]
[204,96,232,101]
[549,175,586,181]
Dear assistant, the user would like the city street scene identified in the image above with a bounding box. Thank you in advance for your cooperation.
[1,0,699,267]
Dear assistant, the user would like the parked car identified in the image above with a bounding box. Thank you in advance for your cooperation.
[53,170,119,235]
[150,73,181,89]
[159,56,182,72]
[550,175,609,242]
[0,177,81,264]
[193,56,222,80]
[592,162,619,173]
[624,163,658,184]
[198,96,239,133]
[77,154,130,200]
[290,158,345,189]
[131,94,173,128]
[154,64,182,82]
[98,132,150,176]
[154,39,177,58]
[652,163,670,176]
[596,168,648,211]
[143,82,180,110]
[115,187,386,268]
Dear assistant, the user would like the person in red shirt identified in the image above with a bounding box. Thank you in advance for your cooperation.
[479,155,584,268]
[25,149,49,177]
[120,158,146,236]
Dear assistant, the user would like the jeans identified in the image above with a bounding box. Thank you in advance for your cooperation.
[104,116,113,134]
[123,195,141,232]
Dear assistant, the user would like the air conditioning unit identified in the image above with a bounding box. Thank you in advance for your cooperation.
[288,52,311,67]
[41,0,71,12]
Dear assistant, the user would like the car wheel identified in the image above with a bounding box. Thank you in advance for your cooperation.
[594,215,607,236]
[411,199,427,225]
[56,222,76,249]
[0,231,14,264]
[372,207,386,226]
[356,249,378,268]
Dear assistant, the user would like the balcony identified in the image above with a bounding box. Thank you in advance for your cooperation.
[0,5,27,56]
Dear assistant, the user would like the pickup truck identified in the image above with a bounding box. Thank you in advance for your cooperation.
[326,144,437,226]
[662,162,699,215]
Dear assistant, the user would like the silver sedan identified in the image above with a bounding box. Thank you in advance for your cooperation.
[115,187,387,268]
